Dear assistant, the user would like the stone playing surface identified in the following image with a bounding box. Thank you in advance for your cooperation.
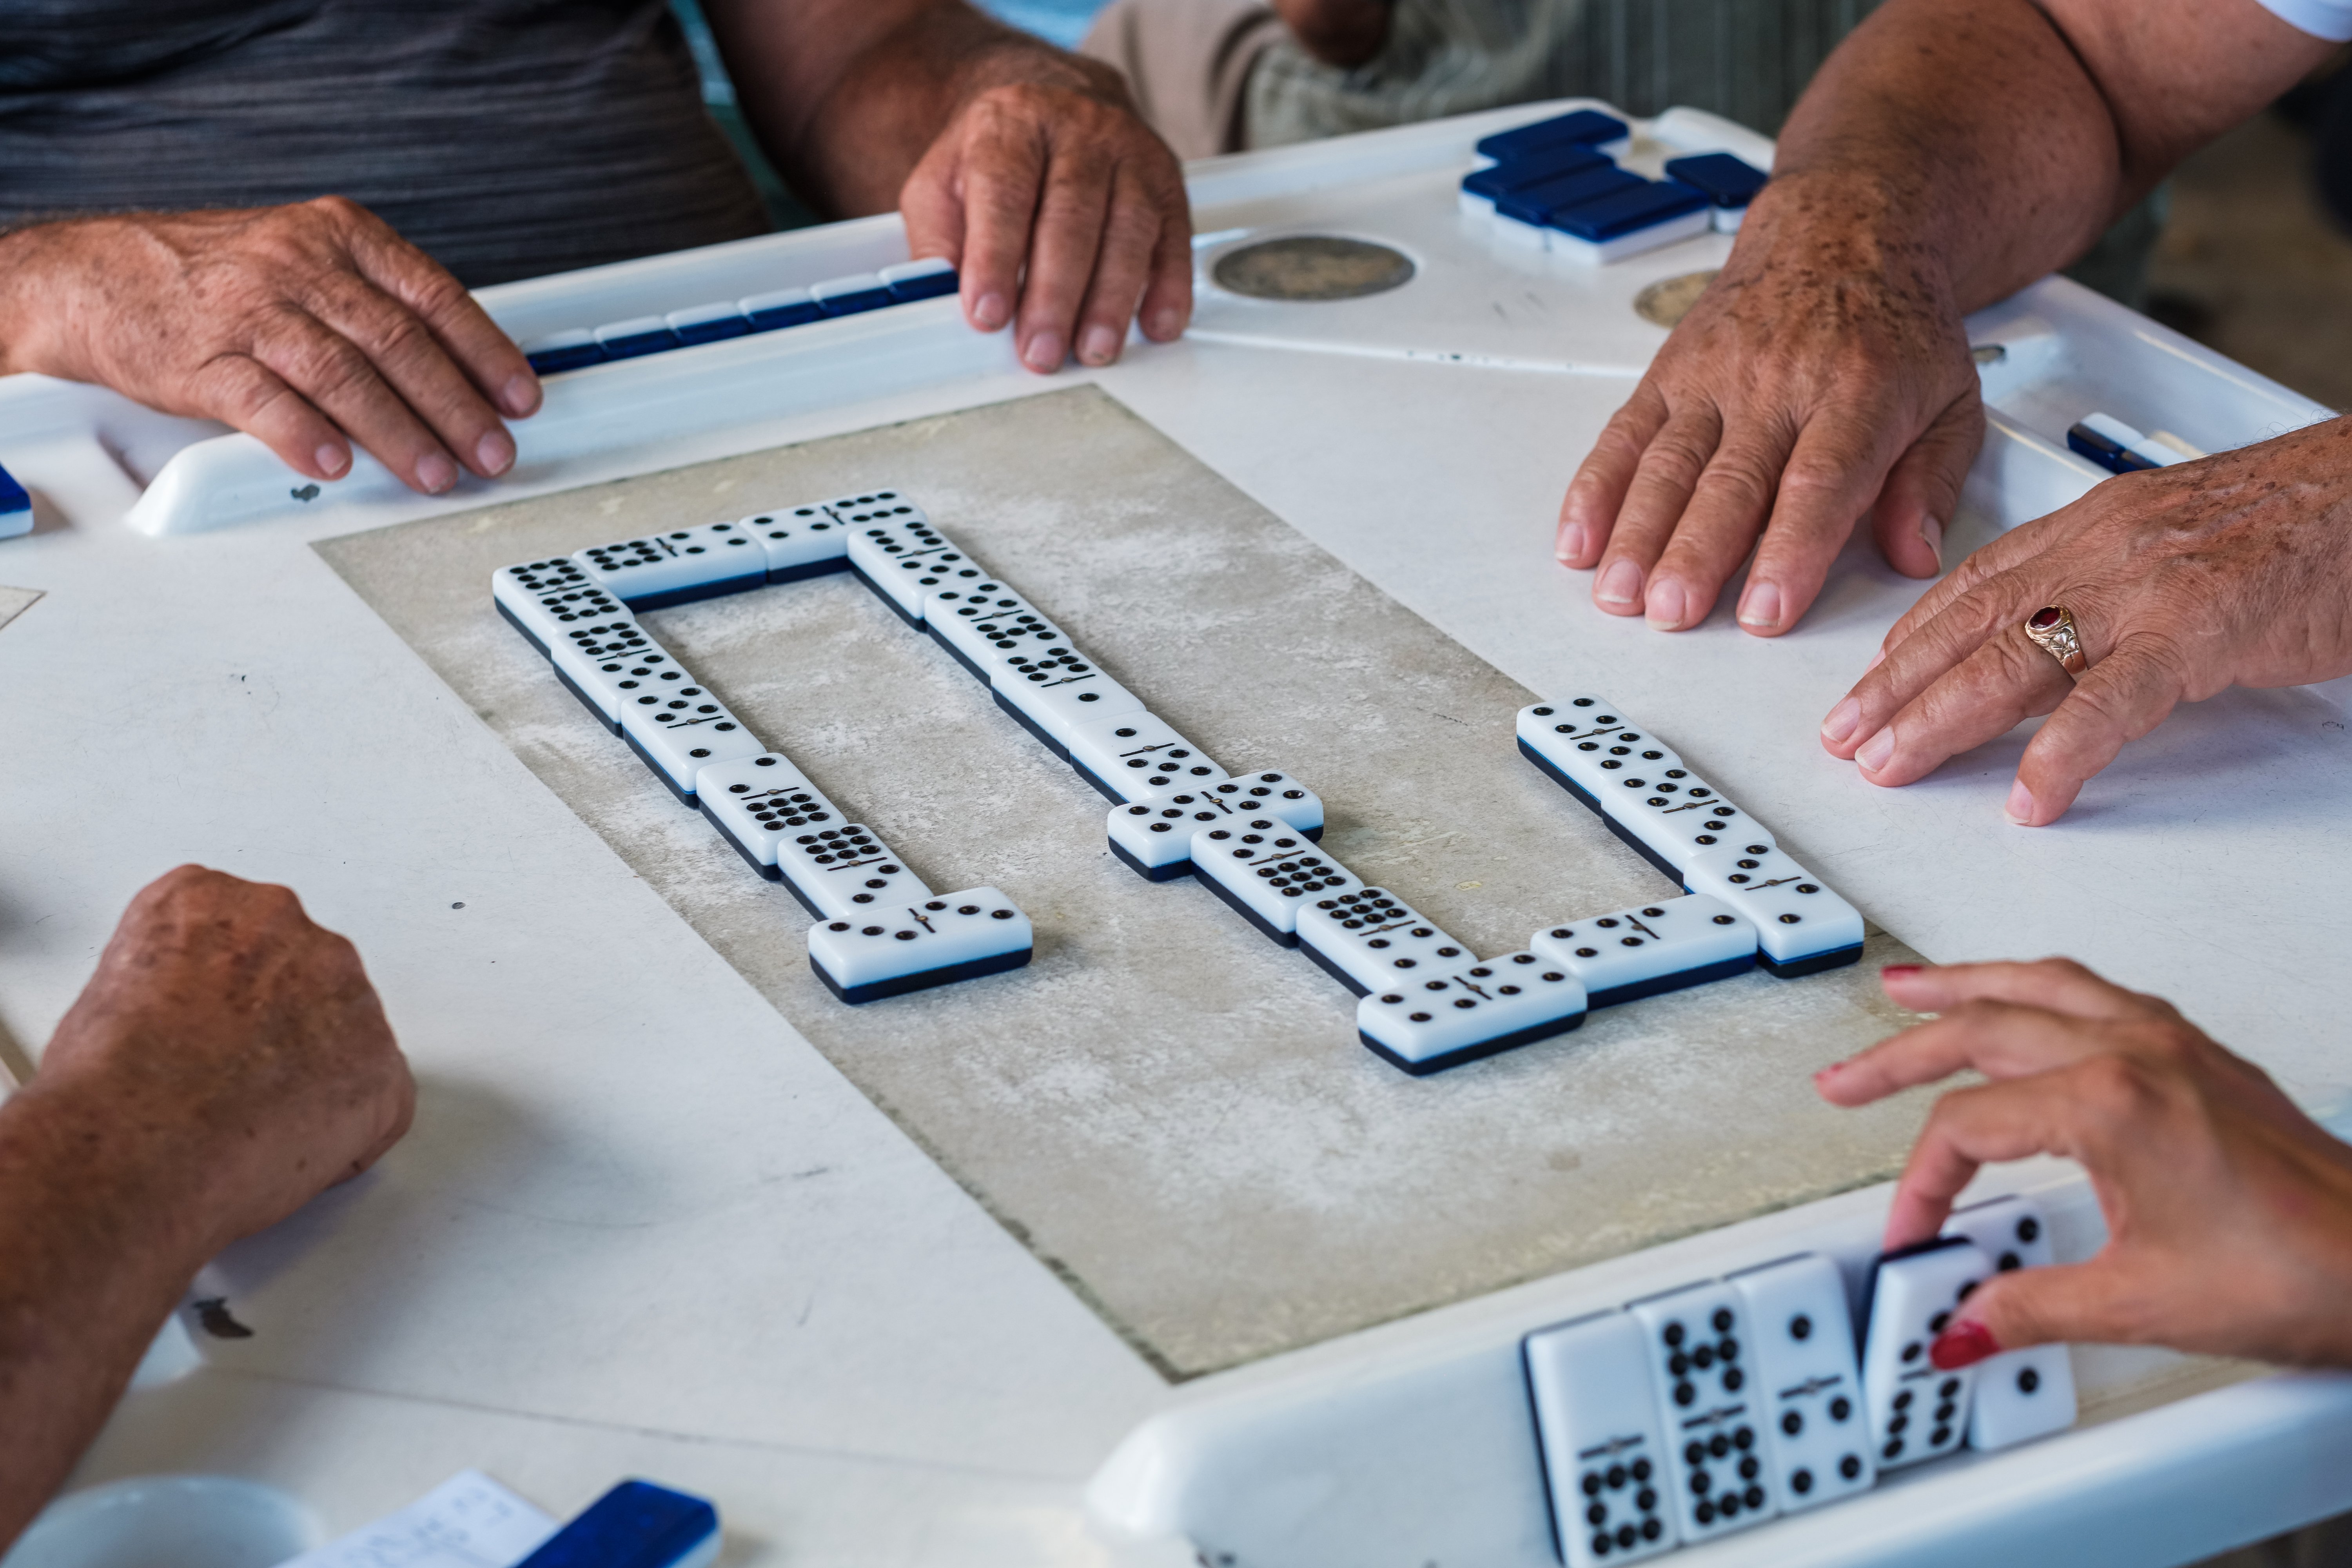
[315,386,1936,1380]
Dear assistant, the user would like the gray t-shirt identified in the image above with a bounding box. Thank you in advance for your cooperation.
[0,0,770,286]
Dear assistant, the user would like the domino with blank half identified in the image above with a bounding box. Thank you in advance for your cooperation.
[1523,1311,1679,1568]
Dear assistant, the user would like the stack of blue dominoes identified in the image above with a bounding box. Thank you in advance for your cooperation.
[1457,110,1768,264]
[0,459,30,540]
[520,257,959,376]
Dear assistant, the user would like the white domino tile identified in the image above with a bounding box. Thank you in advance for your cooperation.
[1194,771,1324,835]
[1595,764,1769,875]
[1524,1311,1680,1568]
[548,619,686,730]
[573,521,770,609]
[737,504,850,582]
[1528,894,1756,1008]
[1682,843,1866,976]
[1355,952,1585,1074]
[835,493,985,622]
[1191,819,1360,944]
[1296,888,1470,996]
[808,887,1033,1004]
[775,822,931,923]
[1861,1238,1994,1472]
[1942,1197,2078,1452]
[1517,698,1682,806]
[1628,1282,1779,1543]
[691,754,843,880]
[1105,788,1236,880]
[992,662,1146,755]
[924,584,1060,682]
[491,559,632,655]
[615,679,765,802]
[1730,1255,1875,1513]
[1064,710,1227,802]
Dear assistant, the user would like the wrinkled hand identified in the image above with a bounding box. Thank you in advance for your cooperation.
[33,865,414,1252]
[1817,960,2352,1369]
[901,55,1191,375]
[1819,416,2352,824]
[0,200,538,493]
[1557,178,1980,634]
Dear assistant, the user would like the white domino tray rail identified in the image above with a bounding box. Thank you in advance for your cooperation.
[0,101,2348,1568]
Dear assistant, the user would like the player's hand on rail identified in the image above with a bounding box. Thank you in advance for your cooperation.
[1816,958,2352,1369]
[0,200,539,494]
[29,864,415,1250]
[900,52,1192,375]
[1816,417,2352,825]
[1554,181,1980,635]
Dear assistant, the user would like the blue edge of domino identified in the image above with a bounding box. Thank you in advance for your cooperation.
[1522,1194,2080,1564]
[491,488,1865,1065]
[1457,109,1769,263]
[520,1479,720,1568]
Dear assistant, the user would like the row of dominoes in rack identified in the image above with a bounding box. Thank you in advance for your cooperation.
[518,258,959,375]
[1457,110,1768,263]
[1525,1196,2078,1566]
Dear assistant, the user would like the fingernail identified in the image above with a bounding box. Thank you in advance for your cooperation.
[316,445,350,479]
[1919,513,1945,572]
[1024,332,1065,372]
[416,451,457,493]
[1079,325,1121,366]
[1813,1060,1846,1080]
[501,374,541,417]
[1150,307,1183,340]
[1737,580,1782,630]
[1821,697,1862,746]
[1930,1320,2000,1370]
[1557,523,1588,564]
[1597,559,1644,605]
[2004,779,2038,826]
[1645,578,1687,630]
[1881,964,1922,979]
[1866,645,1887,671]
[1856,728,1894,773]
[476,428,515,476]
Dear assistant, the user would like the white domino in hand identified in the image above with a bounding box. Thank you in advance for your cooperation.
[1356,951,1584,1074]
[1296,888,1470,996]
[1682,842,1865,976]
[1529,894,1756,1008]
[574,521,770,610]
[775,822,929,922]
[693,753,843,880]
[808,888,1033,1004]
[1628,1282,1779,1541]
[1191,819,1360,944]
[1064,710,1227,803]
[1861,1238,1993,1471]
[1729,1254,1875,1512]
[492,559,632,656]
[1942,1196,2078,1451]
[617,679,764,802]
[548,616,675,731]
[1523,1311,1680,1568]
[738,504,850,583]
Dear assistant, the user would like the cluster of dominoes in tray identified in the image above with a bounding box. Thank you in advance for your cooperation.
[1526,1196,2078,1566]
[518,258,958,376]
[1458,110,1768,263]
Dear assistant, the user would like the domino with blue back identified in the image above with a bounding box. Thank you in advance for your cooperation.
[1457,142,1613,216]
[738,504,852,583]
[1529,895,1757,1008]
[0,460,28,539]
[880,257,959,301]
[1473,108,1630,168]
[1663,152,1770,232]
[739,287,820,331]
[1490,166,1644,248]
[513,1481,719,1568]
[2068,411,2185,474]
[549,617,681,731]
[808,889,1033,1004]
[665,301,751,346]
[521,329,607,375]
[1545,180,1712,264]
[922,584,1061,683]
[774,820,931,923]
[595,316,680,361]
[811,272,894,317]
[1357,951,1585,1074]
[1104,771,1324,881]
[617,678,764,804]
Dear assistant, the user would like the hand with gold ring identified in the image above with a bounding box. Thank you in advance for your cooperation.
[1817,413,2352,824]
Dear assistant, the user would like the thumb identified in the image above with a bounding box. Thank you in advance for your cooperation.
[1870,388,1984,580]
[1931,1256,2142,1362]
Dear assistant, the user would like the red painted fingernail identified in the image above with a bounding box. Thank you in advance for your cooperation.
[1930,1320,1999,1370]
[1881,964,1922,979]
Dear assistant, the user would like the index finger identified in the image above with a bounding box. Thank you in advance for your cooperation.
[1881,958,2162,1023]
[1883,1073,2089,1247]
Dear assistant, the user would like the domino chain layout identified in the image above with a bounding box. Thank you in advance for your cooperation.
[1525,1194,2080,1566]
[491,490,1867,1071]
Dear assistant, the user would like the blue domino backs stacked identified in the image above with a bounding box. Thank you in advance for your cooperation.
[1460,110,1769,264]
[0,459,29,541]
[522,257,960,376]
[516,1481,720,1568]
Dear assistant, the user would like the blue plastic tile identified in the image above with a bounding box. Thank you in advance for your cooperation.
[2066,422,2158,473]
[666,302,752,346]
[1460,143,1613,203]
[1494,165,1643,226]
[522,330,607,375]
[595,318,681,361]
[1662,152,1769,209]
[740,288,820,332]
[1475,109,1629,163]
[0,462,31,519]
[880,258,960,302]
[811,274,893,317]
[515,1481,718,1568]
[1548,179,1709,241]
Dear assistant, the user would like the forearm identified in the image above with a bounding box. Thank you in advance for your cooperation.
[0,1079,211,1547]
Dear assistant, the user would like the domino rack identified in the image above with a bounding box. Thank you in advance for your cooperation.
[504,492,1867,1070]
